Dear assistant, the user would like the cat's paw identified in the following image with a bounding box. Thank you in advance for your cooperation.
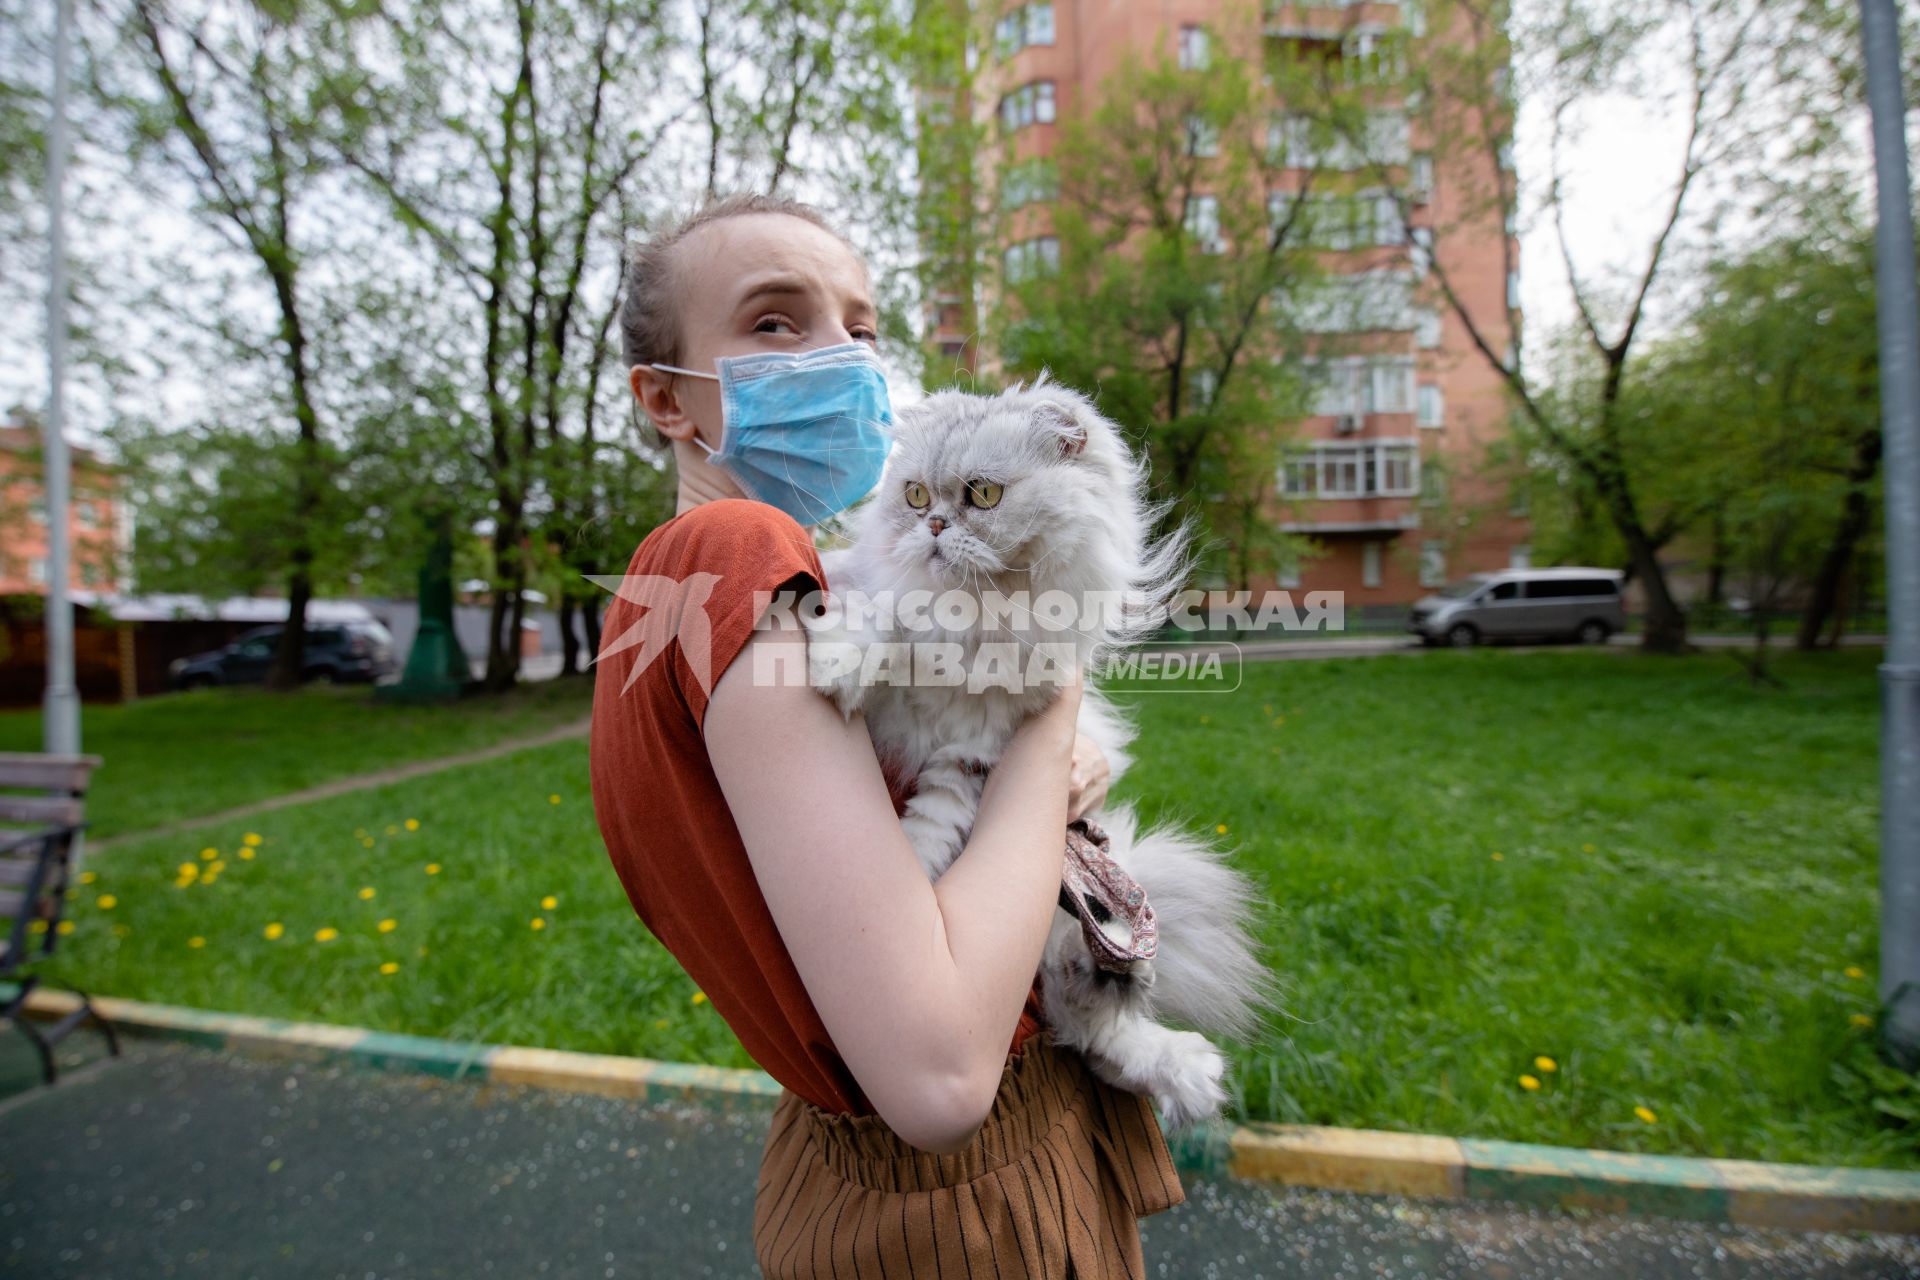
[1151,1030,1228,1130]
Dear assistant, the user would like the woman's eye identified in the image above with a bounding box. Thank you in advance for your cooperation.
[965,480,1003,509]
[753,315,796,334]
[904,481,931,509]
[852,327,879,344]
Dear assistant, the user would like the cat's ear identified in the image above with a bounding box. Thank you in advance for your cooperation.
[1033,401,1088,459]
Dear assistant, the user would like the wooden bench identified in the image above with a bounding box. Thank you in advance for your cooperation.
[0,752,117,1082]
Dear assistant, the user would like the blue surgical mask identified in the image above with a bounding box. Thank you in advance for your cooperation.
[652,342,894,526]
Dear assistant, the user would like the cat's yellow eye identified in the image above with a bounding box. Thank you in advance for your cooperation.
[965,480,1004,509]
[904,481,931,509]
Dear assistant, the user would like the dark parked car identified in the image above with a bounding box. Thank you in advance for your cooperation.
[170,622,398,690]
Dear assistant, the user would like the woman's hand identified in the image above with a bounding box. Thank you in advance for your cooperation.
[1067,733,1111,822]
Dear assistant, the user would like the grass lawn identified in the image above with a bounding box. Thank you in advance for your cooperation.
[0,679,592,839]
[22,648,1911,1169]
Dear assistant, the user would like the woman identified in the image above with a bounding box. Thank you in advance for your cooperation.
[590,192,1183,1277]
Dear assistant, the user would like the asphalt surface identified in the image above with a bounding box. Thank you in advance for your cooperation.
[1,1034,1915,1279]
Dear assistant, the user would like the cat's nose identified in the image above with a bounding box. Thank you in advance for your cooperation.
[927,516,947,537]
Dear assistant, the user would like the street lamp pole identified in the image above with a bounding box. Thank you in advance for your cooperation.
[1860,0,1920,1067]
[42,0,80,758]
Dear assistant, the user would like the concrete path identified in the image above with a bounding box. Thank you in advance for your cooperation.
[88,715,593,853]
[1,1036,1912,1279]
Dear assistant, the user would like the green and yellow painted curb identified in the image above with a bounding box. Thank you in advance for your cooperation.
[19,988,1920,1236]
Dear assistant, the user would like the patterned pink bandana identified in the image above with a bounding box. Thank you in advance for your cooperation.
[1058,818,1157,974]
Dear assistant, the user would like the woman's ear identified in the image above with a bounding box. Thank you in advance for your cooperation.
[630,365,700,444]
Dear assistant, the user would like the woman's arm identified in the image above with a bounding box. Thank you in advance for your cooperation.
[703,611,1081,1154]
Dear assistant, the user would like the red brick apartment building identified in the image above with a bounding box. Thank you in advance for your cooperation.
[0,420,122,596]
[925,1,1532,608]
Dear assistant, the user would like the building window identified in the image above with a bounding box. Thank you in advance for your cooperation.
[1419,540,1446,588]
[1278,442,1420,499]
[1416,308,1443,349]
[28,557,46,585]
[1498,136,1516,172]
[80,559,104,587]
[1410,226,1434,278]
[1178,24,1210,70]
[1417,384,1445,428]
[1419,465,1447,506]
[1191,367,1219,409]
[1409,152,1434,202]
[1305,357,1415,416]
[1184,114,1219,157]
[1278,562,1302,590]
[1001,157,1057,209]
[1002,235,1060,283]
[1270,110,1408,170]
[1509,544,1532,569]
[1507,270,1522,311]
[1362,541,1383,589]
[999,80,1056,133]
[995,3,1055,55]
[1278,269,1414,334]
[1184,194,1221,252]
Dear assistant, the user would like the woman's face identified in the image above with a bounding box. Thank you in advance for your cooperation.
[638,212,879,464]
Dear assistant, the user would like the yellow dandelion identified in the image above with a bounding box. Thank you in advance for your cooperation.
[1215,823,1228,835]
[416,945,429,957]
[384,825,398,836]
[548,793,562,805]
[404,818,420,832]
[1850,1013,1874,1029]
[1844,966,1865,980]
[378,918,397,933]
[653,1018,669,1030]
[315,927,339,942]
[361,837,375,848]
[239,847,255,860]
[111,923,128,938]
[243,833,263,847]
[201,847,218,861]
[1263,705,1273,715]
[57,920,75,936]
[1634,1105,1658,1124]
[354,828,368,839]
[208,859,226,874]
[379,961,400,976]
[425,863,441,876]
[1490,852,1505,862]
[79,870,98,885]
[178,862,199,879]
[264,922,285,940]
[201,873,219,886]
[1534,1056,1558,1074]
[96,894,117,910]
[29,919,47,934]
[541,895,558,910]
[691,991,708,1006]
[188,936,206,949]
[530,917,546,931]
[1199,714,1211,724]
[1581,842,1595,853]
[358,886,376,900]
[1518,1074,1541,1091]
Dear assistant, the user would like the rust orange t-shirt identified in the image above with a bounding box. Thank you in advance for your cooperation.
[589,498,1043,1116]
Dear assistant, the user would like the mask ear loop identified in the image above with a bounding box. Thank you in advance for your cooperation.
[649,363,721,457]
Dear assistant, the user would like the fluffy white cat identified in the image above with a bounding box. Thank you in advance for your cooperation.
[805,377,1270,1128]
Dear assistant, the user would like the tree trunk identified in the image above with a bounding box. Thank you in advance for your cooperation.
[558,596,581,676]
[1593,462,1688,653]
[1797,427,1882,650]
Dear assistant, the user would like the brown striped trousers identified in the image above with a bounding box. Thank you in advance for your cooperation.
[753,1035,1184,1277]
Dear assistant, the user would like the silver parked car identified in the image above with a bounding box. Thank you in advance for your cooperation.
[1408,567,1627,648]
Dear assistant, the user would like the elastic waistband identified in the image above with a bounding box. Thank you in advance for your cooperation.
[796,1035,1090,1193]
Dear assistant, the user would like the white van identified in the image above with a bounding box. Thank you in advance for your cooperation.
[1408,568,1627,647]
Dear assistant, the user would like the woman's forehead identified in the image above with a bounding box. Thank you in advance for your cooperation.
[679,214,871,313]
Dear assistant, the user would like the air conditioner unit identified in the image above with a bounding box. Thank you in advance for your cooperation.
[1335,412,1364,435]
